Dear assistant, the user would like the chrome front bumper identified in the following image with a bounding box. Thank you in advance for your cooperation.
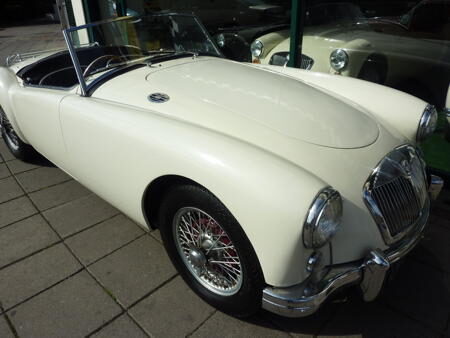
[262,177,444,318]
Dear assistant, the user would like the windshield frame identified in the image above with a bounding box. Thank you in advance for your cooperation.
[63,12,222,97]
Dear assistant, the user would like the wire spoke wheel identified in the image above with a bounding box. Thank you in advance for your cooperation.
[0,108,20,151]
[173,207,243,296]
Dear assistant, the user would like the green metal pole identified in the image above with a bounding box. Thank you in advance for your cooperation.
[288,0,305,68]
[116,0,127,17]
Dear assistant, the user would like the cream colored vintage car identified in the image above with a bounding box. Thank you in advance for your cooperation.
[250,2,450,107]
[0,13,444,318]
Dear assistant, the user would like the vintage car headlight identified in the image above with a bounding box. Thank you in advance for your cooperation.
[216,34,226,48]
[303,187,343,249]
[417,104,438,142]
[251,40,264,58]
[330,49,349,71]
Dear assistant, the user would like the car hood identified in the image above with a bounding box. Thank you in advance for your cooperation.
[93,57,379,149]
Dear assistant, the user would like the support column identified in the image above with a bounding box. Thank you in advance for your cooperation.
[288,0,306,68]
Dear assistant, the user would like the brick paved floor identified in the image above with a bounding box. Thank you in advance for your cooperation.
[1,24,450,338]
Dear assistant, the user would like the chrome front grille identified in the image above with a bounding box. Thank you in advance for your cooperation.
[269,52,314,70]
[300,54,314,70]
[363,145,429,245]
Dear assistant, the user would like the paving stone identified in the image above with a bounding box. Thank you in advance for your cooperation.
[411,223,450,273]
[383,258,450,333]
[9,270,122,338]
[0,140,15,161]
[0,196,37,229]
[91,314,148,338]
[0,163,9,179]
[130,276,214,337]
[89,236,177,307]
[29,179,91,211]
[0,243,81,309]
[260,296,340,338]
[6,159,40,175]
[192,311,290,338]
[66,214,144,265]
[0,214,59,269]
[150,229,162,243]
[15,166,71,193]
[318,299,440,338]
[43,194,119,238]
[0,176,23,203]
[0,315,14,338]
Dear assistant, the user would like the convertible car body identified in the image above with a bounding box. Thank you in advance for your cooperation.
[0,13,444,317]
[250,2,450,107]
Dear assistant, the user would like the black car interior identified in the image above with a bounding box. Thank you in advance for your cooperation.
[17,45,144,89]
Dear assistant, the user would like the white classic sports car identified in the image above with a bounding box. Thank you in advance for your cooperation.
[0,13,444,317]
[250,2,450,107]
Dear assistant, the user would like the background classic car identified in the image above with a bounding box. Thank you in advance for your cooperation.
[0,13,443,317]
[250,2,450,108]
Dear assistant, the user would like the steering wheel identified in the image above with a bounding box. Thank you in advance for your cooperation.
[83,54,127,77]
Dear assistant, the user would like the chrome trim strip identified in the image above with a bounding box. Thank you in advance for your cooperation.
[417,104,437,142]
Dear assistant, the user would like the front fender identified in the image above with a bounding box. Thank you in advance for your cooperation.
[59,95,327,288]
[339,39,375,78]
[0,67,29,143]
[262,66,425,144]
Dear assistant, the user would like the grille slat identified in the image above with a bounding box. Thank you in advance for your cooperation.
[371,176,421,237]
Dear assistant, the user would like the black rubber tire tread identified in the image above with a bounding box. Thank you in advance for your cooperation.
[158,184,265,317]
[1,127,38,162]
[0,110,38,162]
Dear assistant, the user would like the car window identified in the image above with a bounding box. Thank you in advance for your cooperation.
[410,3,450,32]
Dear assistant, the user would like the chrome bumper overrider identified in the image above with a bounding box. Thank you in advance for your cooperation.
[262,177,443,318]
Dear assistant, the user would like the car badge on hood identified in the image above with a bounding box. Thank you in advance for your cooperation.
[148,93,170,103]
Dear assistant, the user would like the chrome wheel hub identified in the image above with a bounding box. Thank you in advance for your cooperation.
[173,207,243,296]
[189,248,206,268]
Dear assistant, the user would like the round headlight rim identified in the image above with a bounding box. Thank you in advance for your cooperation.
[417,104,438,143]
[251,40,264,58]
[330,48,349,71]
[303,187,343,249]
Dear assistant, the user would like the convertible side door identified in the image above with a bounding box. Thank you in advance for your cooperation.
[10,85,69,163]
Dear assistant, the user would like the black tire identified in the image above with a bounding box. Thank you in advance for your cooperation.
[0,107,38,162]
[158,184,264,317]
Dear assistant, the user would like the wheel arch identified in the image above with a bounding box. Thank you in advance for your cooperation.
[0,67,28,142]
[358,53,389,85]
[141,174,204,230]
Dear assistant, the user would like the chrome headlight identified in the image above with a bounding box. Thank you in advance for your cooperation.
[330,49,349,71]
[303,187,343,249]
[216,33,225,48]
[417,104,438,142]
[250,40,264,58]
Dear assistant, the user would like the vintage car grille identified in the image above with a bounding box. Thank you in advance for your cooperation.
[269,52,314,70]
[363,145,429,245]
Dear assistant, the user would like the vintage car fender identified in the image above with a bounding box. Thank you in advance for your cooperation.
[258,64,426,143]
[0,67,29,142]
[57,94,327,288]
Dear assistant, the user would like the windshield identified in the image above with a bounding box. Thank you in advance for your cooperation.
[306,2,366,27]
[64,13,221,95]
